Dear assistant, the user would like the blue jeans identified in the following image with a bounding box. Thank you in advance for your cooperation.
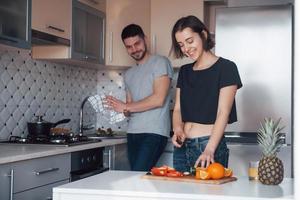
[173,136,229,172]
[127,133,168,171]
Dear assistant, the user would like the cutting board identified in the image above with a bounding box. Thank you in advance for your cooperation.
[141,174,237,184]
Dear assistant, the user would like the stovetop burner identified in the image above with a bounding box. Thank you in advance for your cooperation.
[1,134,101,146]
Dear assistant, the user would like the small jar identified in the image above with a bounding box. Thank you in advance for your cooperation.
[248,161,259,180]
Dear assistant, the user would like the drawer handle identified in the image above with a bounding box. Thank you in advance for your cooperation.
[47,25,65,33]
[35,167,59,175]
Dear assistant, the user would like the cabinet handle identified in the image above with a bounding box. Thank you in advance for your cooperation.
[102,18,105,60]
[47,25,65,33]
[34,167,59,175]
[26,0,29,40]
[5,169,14,200]
[109,32,113,62]
[108,149,112,169]
[152,35,156,54]
[46,197,52,200]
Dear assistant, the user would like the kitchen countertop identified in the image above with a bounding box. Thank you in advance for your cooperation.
[0,138,126,165]
[53,170,294,200]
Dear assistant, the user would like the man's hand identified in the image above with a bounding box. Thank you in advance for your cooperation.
[105,95,126,113]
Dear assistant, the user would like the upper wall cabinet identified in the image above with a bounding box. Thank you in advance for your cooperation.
[105,0,150,67]
[0,0,31,49]
[32,0,71,40]
[78,0,105,12]
[72,0,105,63]
[151,0,204,68]
[31,0,105,65]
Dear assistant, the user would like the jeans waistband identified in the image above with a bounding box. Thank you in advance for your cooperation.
[185,135,226,143]
[185,136,210,143]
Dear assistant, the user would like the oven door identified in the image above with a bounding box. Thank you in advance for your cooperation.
[70,147,108,182]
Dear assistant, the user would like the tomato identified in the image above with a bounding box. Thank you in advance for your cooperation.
[166,171,183,177]
[151,167,167,176]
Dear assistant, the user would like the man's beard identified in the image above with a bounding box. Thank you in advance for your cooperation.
[131,46,147,61]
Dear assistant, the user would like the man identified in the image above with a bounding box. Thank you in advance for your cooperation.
[106,24,173,171]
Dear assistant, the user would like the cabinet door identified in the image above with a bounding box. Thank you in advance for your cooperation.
[0,164,11,200]
[13,154,71,193]
[114,143,130,170]
[0,0,31,49]
[14,179,69,200]
[32,0,71,39]
[72,0,105,63]
[105,0,150,67]
[151,0,204,68]
[78,0,106,12]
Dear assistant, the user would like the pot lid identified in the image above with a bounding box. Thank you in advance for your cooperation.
[31,116,50,124]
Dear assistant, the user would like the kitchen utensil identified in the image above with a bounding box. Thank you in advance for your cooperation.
[141,174,237,184]
[27,116,71,137]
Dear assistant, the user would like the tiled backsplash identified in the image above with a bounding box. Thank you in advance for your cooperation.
[0,44,177,140]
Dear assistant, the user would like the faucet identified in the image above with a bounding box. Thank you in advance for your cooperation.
[79,96,94,134]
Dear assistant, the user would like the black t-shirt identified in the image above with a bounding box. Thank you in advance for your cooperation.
[176,57,242,124]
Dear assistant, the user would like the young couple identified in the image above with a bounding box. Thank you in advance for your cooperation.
[106,15,242,172]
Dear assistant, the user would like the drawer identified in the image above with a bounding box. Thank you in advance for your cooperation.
[14,179,69,200]
[13,154,71,193]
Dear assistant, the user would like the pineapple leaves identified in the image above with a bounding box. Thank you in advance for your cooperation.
[257,118,285,157]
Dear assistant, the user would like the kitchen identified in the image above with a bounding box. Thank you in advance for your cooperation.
[0,0,299,199]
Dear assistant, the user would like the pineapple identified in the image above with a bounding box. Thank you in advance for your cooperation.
[257,118,285,185]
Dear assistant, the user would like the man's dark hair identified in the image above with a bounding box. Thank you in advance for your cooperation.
[170,15,215,58]
[121,24,145,41]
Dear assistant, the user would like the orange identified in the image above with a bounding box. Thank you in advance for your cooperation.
[224,168,233,177]
[195,168,211,180]
[207,162,225,180]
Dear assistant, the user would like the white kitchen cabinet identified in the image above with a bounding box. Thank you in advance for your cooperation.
[105,0,150,67]
[104,143,130,170]
[32,0,105,65]
[32,0,72,40]
[150,0,204,68]
[0,164,11,200]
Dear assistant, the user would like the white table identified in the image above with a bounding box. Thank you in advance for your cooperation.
[53,170,294,200]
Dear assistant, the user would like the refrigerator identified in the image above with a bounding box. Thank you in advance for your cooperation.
[215,4,293,177]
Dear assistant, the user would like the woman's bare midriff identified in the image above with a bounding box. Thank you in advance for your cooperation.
[184,122,214,138]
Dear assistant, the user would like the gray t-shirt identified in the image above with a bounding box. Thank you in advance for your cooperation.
[124,55,173,137]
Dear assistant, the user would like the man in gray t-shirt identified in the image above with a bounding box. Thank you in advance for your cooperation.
[106,24,173,171]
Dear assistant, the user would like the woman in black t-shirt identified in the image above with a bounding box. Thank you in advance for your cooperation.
[170,15,242,172]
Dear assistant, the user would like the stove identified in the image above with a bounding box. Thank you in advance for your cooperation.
[0,134,102,146]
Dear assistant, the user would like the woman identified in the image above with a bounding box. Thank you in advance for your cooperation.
[171,15,242,172]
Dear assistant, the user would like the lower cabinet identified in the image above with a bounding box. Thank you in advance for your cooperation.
[104,143,130,170]
[14,180,69,200]
[156,140,173,167]
[0,153,71,200]
[0,164,11,200]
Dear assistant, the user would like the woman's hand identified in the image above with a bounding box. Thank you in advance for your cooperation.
[172,128,186,148]
[194,147,215,168]
[105,95,126,113]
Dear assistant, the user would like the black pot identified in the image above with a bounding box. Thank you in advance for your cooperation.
[27,116,71,137]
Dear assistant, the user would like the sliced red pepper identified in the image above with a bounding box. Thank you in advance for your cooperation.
[151,167,167,176]
[166,171,183,177]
